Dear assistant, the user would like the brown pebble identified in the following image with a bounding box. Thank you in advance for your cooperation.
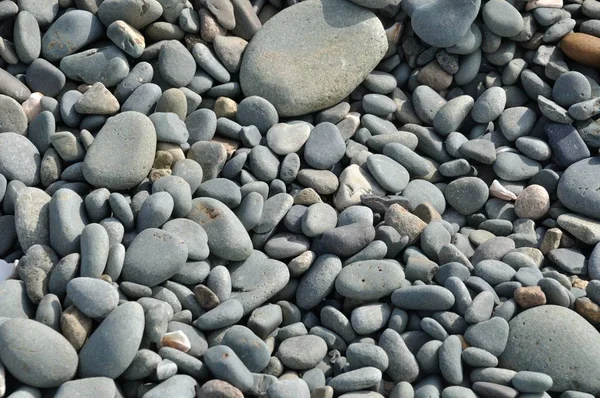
[539,227,562,255]
[61,305,93,351]
[514,286,547,309]
[576,297,600,324]
[212,136,239,158]
[384,204,427,245]
[413,202,442,223]
[153,150,174,169]
[293,188,322,205]
[194,284,220,310]
[198,379,244,398]
[560,33,600,68]
[214,97,238,119]
[311,386,334,398]
[514,184,550,220]
[149,168,172,182]
[156,142,185,162]
[417,60,453,91]
[199,7,227,43]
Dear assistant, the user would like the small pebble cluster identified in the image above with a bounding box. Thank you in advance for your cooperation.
[3,0,600,396]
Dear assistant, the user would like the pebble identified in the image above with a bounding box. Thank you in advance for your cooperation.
[66,277,118,318]
[557,157,600,219]
[240,0,387,116]
[445,177,489,216]
[411,0,480,47]
[277,335,328,370]
[335,260,405,300]
[41,10,104,61]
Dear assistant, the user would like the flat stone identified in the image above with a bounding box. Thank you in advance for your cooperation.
[557,157,600,220]
[54,377,117,398]
[277,335,328,370]
[14,187,51,251]
[0,95,27,135]
[0,133,40,186]
[240,0,387,116]
[41,10,104,61]
[66,278,119,318]
[0,318,77,388]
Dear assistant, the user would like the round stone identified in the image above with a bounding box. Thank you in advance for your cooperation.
[159,40,196,87]
[335,260,405,300]
[83,112,156,190]
[500,305,600,395]
[0,132,40,186]
[445,177,489,216]
[41,10,104,61]
[557,157,600,220]
[236,96,278,134]
[304,122,345,170]
[514,184,550,220]
[66,277,119,318]
[240,0,387,116]
[121,228,188,287]
[411,0,481,47]
[277,335,328,370]
[483,0,524,37]
[552,71,592,108]
[366,154,410,193]
[0,94,27,135]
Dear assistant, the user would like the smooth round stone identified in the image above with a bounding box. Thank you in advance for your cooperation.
[122,228,188,287]
[187,198,253,261]
[500,306,600,394]
[494,152,542,181]
[149,112,189,144]
[391,285,455,311]
[186,109,217,143]
[512,371,554,393]
[54,378,117,398]
[402,179,446,214]
[471,87,507,123]
[335,260,405,300]
[0,280,35,319]
[194,299,244,330]
[515,137,551,161]
[66,278,118,318]
[301,203,337,237]
[411,0,480,47]
[162,219,208,261]
[379,328,419,383]
[296,254,342,309]
[277,335,328,370]
[144,374,198,398]
[236,96,278,134]
[83,112,156,190]
[26,62,64,101]
[483,0,524,37]
[204,345,254,392]
[136,192,174,231]
[514,185,550,220]
[445,177,489,216]
[557,157,600,219]
[366,155,409,193]
[107,20,145,58]
[328,367,382,393]
[159,40,196,87]
[41,10,104,61]
[266,123,311,155]
[464,317,509,356]
[59,45,130,88]
[433,95,475,135]
[0,318,77,388]
[0,126,39,181]
[79,302,144,378]
[346,343,389,371]
[197,178,242,209]
[222,325,270,372]
[14,10,41,64]
[97,0,162,29]
[412,85,447,125]
[198,380,243,398]
[351,303,392,335]
[240,0,387,116]
[553,72,591,108]
[0,68,31,102]
[498,107,537,141]
[269,379,310,398]
[172,159,204,192]
[362,94,397,116]
[213,35,248,74]
[304,122,345,170]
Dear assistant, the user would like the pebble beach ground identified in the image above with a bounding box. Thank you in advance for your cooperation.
[3,0,600,396]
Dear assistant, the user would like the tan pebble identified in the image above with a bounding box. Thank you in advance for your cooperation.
[386,22,403,47]
[100,274,112,283]
[156,142,185,162]
[159,330,191,352]
[212,136,239,158]
[384,204,427,245]
[311,386,334,398]
[490,179,517,201]
[571,276,589,290]
[514,184,550,220]
[193,284,220,310]
[539,228,563,255]
[457,335,469,350]
[288,250,316,278]
[526,0,563,10]
[414,202,442,223]
[560,33,600,68]
[198,380,243,398]
[279,371,300,381]
[293,188,322,205]
[514,286,546,309]
[149,168,172,182]
[21,92,44,122]
[77,84,92,93]
[418,61,453,91]
[214,97,237,119]
[576,297,600,324]
[153,150,174,169]
[61,305,93,351]
[198,7,226,42]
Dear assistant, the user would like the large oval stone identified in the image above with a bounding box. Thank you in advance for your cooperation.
[240,0,387,117]
[83,112,156,190]
[0,318,78,388]
[557,157,600,220]
[0,132,41,186]
[187,198,253,261]
[79,302,145,379]
[121,228,188,287]
[499,305,600,394]
[14,187,51,251]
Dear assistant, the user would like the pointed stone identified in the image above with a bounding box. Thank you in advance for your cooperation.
[75,83,120,115]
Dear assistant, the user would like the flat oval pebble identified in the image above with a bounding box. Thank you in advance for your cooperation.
[41,10,104,61]
[0,318,78,388]
[277,335,328,370]
[121,228,188,287]
[335,260,405,300]
[83,112,156,190]
[0,133,40,186]
[240,0,387,116]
